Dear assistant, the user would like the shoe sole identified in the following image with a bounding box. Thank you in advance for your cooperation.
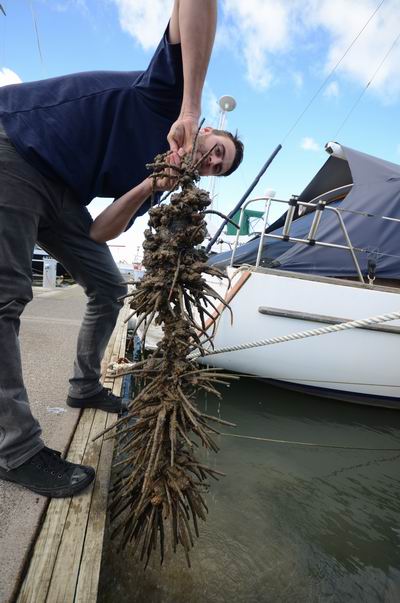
[0,468,95,498]
[66,400,123,413]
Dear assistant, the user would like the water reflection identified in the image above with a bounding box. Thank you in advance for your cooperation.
[98,379,400,603]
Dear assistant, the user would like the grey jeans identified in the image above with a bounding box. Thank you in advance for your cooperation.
[0,123,127,469]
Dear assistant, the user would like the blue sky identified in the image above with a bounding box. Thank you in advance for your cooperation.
[1,0,400,260]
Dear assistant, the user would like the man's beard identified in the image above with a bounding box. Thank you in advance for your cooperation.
[194,136,207,166]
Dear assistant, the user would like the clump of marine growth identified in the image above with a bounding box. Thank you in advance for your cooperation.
[105,143,238,567]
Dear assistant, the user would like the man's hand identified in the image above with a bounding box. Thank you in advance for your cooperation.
[151,151,182,191]
[167,114,199,154]
[167,1,216,154]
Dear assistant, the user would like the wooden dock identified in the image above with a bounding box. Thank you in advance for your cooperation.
[16,299,130,603]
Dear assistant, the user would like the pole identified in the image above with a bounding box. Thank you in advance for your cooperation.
[206,144,283,253]
[43,257,57,288]
[208,96,236,226]
[208,108,226,211]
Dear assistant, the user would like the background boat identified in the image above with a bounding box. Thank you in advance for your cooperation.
[199,142,400,407]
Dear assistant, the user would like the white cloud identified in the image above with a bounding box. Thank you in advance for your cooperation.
[222,0,292,89]
[301,137,320,151]
[323,80,339,98]
[307,0,400,103]
[112,0,174,50]
[221,0,400,101]
[292,72,304,91]
[111,0,290,85]
[0,68,22,87]
[110,0,400,102]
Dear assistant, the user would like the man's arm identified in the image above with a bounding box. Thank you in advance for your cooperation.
[91,1,217,243]
[89,180,153,243]
[167,0,217,153]
[90,153,181,243]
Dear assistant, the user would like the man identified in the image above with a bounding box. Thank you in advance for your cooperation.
[0,0,243,499]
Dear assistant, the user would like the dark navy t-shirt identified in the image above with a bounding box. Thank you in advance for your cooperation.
[0,29,183,228]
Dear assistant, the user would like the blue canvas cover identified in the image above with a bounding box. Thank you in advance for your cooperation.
[210,145,400,279]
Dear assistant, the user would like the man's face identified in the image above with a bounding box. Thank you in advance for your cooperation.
[195,127,236,177]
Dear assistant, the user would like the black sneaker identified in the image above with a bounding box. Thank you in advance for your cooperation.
[0,447,95,498]
[66,387,127,414]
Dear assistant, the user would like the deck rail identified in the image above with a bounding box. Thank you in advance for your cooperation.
[229,189,365,282]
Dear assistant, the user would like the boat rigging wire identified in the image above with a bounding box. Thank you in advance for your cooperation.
[336,205,400,224]
[188,309,400,360]
[333,29,400,138]
[280,0,387,144]
[0,4,6,67]
[207,0,387,251]
[29,0,45,76]
[351,248,400,262]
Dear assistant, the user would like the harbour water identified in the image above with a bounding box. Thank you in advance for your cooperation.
[98,378,400,603]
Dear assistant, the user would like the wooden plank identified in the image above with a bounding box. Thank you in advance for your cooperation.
[45,409,108,602]
[106,305,130,377]
[103,304,129,389]
[110,314,129,396]
[100,294,129,386]
[74,411,117,603]
[16,409,96,603]
[49,305,129,601]
[17,298,130,603]
[101,321,122,386]
[74,303,129,602]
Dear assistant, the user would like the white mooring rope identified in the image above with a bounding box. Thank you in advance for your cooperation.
[188,309,400,360]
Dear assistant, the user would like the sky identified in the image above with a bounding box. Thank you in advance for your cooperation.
[1,0,400,261]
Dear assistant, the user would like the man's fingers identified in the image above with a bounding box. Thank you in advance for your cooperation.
[167,125,181,151]
[168,123,185,150]
[167,117,199,156]
[167,133,179,152]
[166,150,181,166]
[153,151,182,191]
